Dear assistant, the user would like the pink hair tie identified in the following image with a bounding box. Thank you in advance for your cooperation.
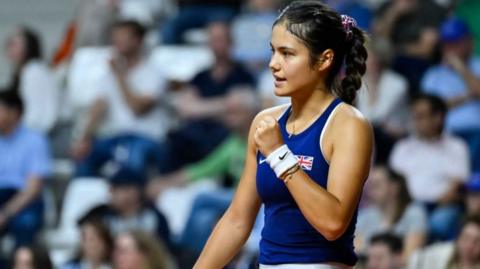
[341,15,357,41]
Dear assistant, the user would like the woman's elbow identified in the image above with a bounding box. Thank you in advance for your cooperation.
[314,219,348,241]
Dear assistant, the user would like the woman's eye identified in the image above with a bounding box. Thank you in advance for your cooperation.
[283,51,291,57]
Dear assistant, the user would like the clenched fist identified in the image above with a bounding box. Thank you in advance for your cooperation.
[254,116,285,157]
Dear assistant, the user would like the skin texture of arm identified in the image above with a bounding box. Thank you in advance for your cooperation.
[114,73,158,116]
[0,177,43,228]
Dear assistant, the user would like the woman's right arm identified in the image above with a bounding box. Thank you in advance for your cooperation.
[193,113,264,269]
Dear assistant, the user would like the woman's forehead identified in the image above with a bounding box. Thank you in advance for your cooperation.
[271,23,305,50]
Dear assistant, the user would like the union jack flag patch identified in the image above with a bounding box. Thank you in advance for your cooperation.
[295,155,314,171]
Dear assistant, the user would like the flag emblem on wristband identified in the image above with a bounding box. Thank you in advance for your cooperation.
[296,155,314,170]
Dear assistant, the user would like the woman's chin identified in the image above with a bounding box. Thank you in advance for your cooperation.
[274,87,291,97]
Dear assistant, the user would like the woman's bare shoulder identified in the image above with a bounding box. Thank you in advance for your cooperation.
[253,103,290,123]
[330,102,372,137]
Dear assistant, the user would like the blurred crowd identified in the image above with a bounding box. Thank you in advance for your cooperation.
[0,0,480,268]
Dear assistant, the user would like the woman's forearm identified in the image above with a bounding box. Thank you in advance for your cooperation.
[194,208,256,269]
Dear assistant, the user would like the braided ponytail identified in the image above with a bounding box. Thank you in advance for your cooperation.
[337,27,368,104]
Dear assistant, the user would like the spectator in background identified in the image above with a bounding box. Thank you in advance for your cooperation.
[70,20,169,177]
[421,17,480,172]
[4,26,60,134]
[390,94,470,241]
[465,173,480,217]
[366,233,404,269]
[0,91,51,247]
[455,0,480,56]
[61,218,113,269]
[373,0,446,96]
[160,0,241,44]
[407,215,480,269]
[11,244,54,269]
[356,165,427,262]
[148,90,259,259]
[82,167,172,252]
[356,37,409,163]
[160,21,255,173]
[231,0,278,74]
[113,230,172,269]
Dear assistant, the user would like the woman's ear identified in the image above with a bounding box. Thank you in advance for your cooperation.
[317,49,334,72]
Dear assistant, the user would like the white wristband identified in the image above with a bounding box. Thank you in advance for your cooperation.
[266,145,298,178]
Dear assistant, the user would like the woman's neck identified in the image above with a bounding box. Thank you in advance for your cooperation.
[289,87,335,123]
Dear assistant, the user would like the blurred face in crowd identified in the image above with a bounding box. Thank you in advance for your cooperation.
[457,222,480,264]
[249,0,276,12]
[5,29,26,65]
[367,242,401,269]
[208,22,232,61]
[113,233,146,269]
[12,247,34,269]
[111,26,142,57]
[110,184,142,213]
[411,99,443,139]
[467,192,480,216]
[443,38,473,62]
[223,89,258,134]
[81,223,110,264]
[368,166,393,205]
[0,103,20,135]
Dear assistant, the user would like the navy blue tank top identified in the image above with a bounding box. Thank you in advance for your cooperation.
[256,98,358,265]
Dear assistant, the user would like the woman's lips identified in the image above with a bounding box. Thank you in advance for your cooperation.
[274,76,286,87]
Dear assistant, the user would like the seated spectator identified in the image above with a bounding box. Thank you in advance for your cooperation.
[373,0,446,95]
[390,94,470,241]
[160,21,255,173]
[82,167,171,252]
[366,233,403,269]
[4,26,60,134]
[356,38,409,163]
[0,91,51,248]
[70,20,169,177]
[11,244,54,269]
[148,89,258,197]
[356,165,427,262]
[61,218,113,269]
[455,0,480,56]
[113,230,173,269]
[148,89,259,258]
[159,0,241,44]
[407,215,480,269]
[421,17,480,172]
[231,0,278,74]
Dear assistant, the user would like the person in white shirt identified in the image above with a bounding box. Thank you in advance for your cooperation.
[390,93,470,241]
[5,26,60,134]
[71,20,169,177]
[356,37,409,163]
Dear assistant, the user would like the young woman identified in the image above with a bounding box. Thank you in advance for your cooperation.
[5,26,59,134]
[194,1,372,268]
[61,219,113,269]
[11,244,53,269]
[355,165,427,263]
[113,230,173,269]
